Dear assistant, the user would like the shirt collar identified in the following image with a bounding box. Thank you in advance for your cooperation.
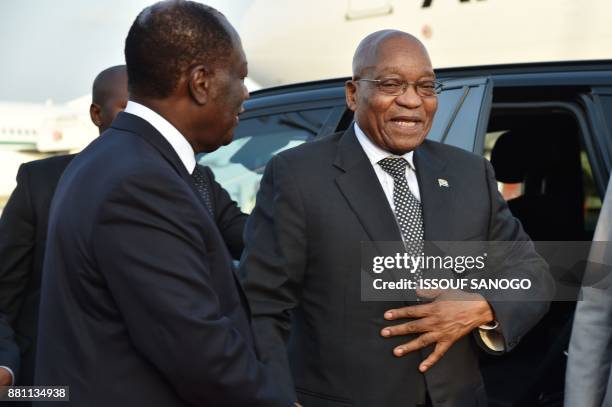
[124,101,197,174]
[353,122,415,171]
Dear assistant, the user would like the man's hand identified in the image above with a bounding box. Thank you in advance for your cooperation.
[0,367,12,386]
[380,289,494,372]
[0,367,12,399]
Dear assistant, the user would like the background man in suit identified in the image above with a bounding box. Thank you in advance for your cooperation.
[0,65,128,389]
[35,1,290,406]
[565,176,612,407]
[240,30,552,406]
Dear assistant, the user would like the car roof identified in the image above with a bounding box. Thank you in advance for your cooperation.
[247,59,612,106]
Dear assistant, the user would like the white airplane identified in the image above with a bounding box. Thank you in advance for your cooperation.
[0,79,260,203]
[0,96,97,203]
[2,0,611,203]
[0,97,96,153]
[240,0,612,87]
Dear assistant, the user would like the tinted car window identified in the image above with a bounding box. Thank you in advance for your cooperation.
[198,108,332,212]
[427,77,492,152]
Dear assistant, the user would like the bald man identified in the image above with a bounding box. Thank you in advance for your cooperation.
[0,65,128,388]
[90,64,129,132]
[240,30,553,406]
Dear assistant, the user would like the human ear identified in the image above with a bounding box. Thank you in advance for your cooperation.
[188,65,210,105]
[345,80,358,112]
[89,103,102,127]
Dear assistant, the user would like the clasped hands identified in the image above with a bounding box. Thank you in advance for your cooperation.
[380,289,494,372]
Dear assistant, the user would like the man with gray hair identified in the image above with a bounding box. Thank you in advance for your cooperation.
[241,29,552,406]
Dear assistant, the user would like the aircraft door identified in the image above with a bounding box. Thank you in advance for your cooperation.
[346,0,393,20]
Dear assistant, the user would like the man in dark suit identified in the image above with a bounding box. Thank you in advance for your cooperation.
[1,60,246,392]
[0,65,128,388]
[240,30,553,406]
[34,2,290,406]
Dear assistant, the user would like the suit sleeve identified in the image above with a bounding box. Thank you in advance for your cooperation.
[474,158,554,353]
[240,154,308,402]
[0,164,36,379]
[0,315,19,384]
[565,282,612,407]
[203,166,248,261]
[92,169,291,407]
[565,177,612,407]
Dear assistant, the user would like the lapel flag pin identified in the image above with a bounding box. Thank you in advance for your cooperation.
[438,178,449,187]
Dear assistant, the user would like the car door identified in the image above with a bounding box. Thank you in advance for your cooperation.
[580,85,612,191]
[197,87,346,212]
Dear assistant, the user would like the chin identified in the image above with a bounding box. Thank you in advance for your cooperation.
[387,136,426,154]
[222,133,234,146]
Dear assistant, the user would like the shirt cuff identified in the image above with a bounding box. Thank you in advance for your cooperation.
[478,324,505,352]
[0,365,15,386]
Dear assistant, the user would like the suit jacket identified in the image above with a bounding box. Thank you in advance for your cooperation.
[240,126,553,407]
[565,177,612,407]
[0,152,246,388]
[34,112,285,407]
[0,154,74,386]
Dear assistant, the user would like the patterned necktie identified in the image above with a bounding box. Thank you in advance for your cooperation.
[378,157,425,277]
[191,166,214,215]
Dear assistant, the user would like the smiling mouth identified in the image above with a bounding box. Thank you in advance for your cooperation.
[392,120,418,128]
[389,117,423,129]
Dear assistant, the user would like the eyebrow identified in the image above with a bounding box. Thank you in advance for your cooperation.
[376,67,435,77]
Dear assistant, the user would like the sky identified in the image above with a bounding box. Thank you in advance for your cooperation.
[3,1,611,104]
[0,0,249,104]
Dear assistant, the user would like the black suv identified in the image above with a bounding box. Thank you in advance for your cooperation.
[198,60,612,407]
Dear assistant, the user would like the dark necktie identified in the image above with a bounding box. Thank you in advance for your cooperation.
[378,157,425,278]
[191,166,214,215]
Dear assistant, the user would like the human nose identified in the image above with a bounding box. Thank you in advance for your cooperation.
[242,82,250,102]
[395,83,422,108]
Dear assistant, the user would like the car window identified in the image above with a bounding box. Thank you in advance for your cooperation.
[428,76,492,152]
[484,110,601,241]
[198,108,333,213]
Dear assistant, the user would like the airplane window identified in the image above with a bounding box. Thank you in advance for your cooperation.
[197,107,333,213]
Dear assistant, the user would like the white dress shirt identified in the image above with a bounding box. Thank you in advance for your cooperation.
[354,123,421,207]
[354,122,504,351]
[124,101,196,174]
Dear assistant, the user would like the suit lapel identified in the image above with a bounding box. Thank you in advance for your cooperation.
[414,141,454,241]
[111,112,211,212]
[334,126,403,242]
[112,112,189,175]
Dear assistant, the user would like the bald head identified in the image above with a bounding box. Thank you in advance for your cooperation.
[90,65,128,134]
[352,30,430,79]
[345,29,438,155]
